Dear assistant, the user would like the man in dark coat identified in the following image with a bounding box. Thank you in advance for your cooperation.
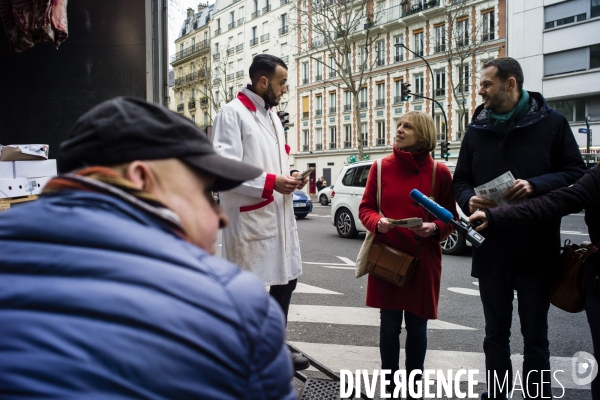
[0,97,296,399]
[453,57,586,399]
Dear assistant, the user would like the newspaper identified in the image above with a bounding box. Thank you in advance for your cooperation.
[474,171,517,206]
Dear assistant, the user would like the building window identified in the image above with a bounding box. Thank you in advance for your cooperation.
[376,121,385,146]
[360,122,368,146]
[376,40,385,66]
[204,112,208,125]
[344,125,352,148]
[544,0,589,29]
[545,45,600,76]
[360,87,368,109]
[302,62,309,84]
[302,96,309,118]
[191,114,195,123]
[547,98,587,122]
[593,0,600,18]
[315,128,323,149]
[360,46,368,69]
[457,18,469,47]
[435,70,445,97]
[329,92,337,114]
[302,130,309,150]
[414,74,424,97]
[457,64,469,93]
[457,110,469,133]
[394,80,403,104]
[329,127,337,149]
[394,35,404,62]
[316,58,323,81]
[434,25,445,53]
[482,10,495,41]
[414,31,424,57]
[315,95,322,115]
[344,91,352,111]
[376,83,385,107]
[435,114,446,141]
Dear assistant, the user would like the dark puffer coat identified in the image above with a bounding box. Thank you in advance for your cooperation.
[486,167,600,295]
[453,91,586,277]
[0,191,295,399]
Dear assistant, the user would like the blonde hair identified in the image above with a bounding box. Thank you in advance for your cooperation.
[397,111,437,152]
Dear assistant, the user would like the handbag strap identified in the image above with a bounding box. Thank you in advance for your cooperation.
[416,160,438,258]
[376,158,382,213]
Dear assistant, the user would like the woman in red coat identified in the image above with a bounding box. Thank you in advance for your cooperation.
[358,111,457,395]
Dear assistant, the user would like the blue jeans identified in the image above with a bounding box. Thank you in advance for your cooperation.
[586,293,600,400]
[379,309,428,380]
[479,275,552,399]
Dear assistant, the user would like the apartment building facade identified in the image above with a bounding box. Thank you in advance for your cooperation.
[508,0,600,150]
[210,0,298,152]
[171,3,214,128]
[293,0,506,188]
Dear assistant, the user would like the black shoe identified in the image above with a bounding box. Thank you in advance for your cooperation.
[291,352,310,371]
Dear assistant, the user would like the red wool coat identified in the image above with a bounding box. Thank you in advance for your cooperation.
[358,147,457,320]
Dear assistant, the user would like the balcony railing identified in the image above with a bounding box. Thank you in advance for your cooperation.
[394,95,402,104]
[213,53,220,60]
[213,78,221,85]
[251,10,260,19]
[170,41,211,63]
[312,38,323,48]
[435,88,445,97]
[402,0,440,17]
[214,28,221,36]
[362,140,368,147]
[329,107,336,114]
[200,97,209,107]
[188,100,196,109]
[376,138,386,146]
[482,32,495,42]
[344,104,351,112]
[344,141,352,148]
[302,111,309,118]
[394,54,403,63]
[316,109,323,116]
[250,38,258,47]
[174,77,183,87]
[278,26,288,35]
[315,74,323,81]
[329,142,337,149]
[329,71,337,78]
[236,70,244,78]
[315,143,323,150]
[237,17,245,25]
[434,44,446,53]
[359,102,368,109]
[261,33,270,42]
[227,73,234,80]
[302,145,309,151]
[280,0,290,5]
[228,22,236,30]
[302,78,309,84]
[376,99,385,107]
[236,43,244,52]
[377,59,385,66]
[281,55,289,63]
[262,5,271,13]
[227,48,234,55]
[177,103,184,112]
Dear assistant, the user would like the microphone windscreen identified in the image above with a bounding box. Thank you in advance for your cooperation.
[409,189,453,223]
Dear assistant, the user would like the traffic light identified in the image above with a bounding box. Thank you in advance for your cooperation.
[401,82,411,101]
[440,141,450,161]
[277,111,290,140]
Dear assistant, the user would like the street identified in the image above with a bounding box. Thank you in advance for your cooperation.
[285,203,593,399]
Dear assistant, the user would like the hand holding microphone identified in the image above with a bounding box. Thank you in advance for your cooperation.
[409,189,485,248]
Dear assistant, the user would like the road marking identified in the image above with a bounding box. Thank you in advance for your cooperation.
[288,342,588,389]
[448,287,481,296]
[561,230,589,236]
[303,256,356,269]
[295,282,342,295]
[288,304,476,330]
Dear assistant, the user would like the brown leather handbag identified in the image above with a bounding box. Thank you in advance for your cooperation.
[548,240,599,313]
[365,161,438,287]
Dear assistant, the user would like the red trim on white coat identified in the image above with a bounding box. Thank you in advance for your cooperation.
[237,92,257,112]
[239,196,274,212]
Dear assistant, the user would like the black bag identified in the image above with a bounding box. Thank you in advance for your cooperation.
[548,240,599,313]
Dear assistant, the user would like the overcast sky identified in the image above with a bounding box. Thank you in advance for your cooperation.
[168,0,213,59]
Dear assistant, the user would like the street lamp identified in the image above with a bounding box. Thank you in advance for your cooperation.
[395,43,435,122]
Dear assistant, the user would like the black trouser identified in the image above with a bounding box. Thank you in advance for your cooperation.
[269,278,297,326]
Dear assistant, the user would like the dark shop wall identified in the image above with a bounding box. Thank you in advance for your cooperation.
[0,0,147,160]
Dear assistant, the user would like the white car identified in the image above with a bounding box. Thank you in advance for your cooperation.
[330,159,470,255]
[317,185,334,205]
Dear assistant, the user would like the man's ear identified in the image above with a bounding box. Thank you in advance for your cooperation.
[259,75,269,89]
[126,161,155,191]
[507,77,517,91]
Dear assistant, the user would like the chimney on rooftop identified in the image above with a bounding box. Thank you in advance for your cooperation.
[187,8,194,18]
[198,3,208,11]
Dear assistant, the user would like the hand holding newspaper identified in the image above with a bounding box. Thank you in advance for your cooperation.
[474,171,520,206]
[387,217,423,228]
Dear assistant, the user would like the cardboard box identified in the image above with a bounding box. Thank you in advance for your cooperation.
[14,160,57,179]
[0,145,49,161]
[0,178,34,198]
[0,162,14,179]
[29,176,53,195]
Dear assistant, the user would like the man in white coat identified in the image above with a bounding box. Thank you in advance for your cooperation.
[212,55,309,370]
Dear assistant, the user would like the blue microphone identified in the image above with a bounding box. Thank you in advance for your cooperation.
[409,189,454,223]
[409,188,485,248]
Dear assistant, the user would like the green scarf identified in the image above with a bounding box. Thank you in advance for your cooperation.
[488,89,530,135]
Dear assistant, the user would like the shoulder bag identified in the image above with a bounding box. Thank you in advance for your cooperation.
[548,239,599,313]
[355,159,438,289]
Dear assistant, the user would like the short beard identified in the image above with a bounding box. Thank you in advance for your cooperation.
[263,83,280,106]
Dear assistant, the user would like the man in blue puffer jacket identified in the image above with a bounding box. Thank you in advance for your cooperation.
[0,97,296,399]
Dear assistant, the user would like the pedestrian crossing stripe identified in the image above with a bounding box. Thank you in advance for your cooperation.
[295,282,343,295]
